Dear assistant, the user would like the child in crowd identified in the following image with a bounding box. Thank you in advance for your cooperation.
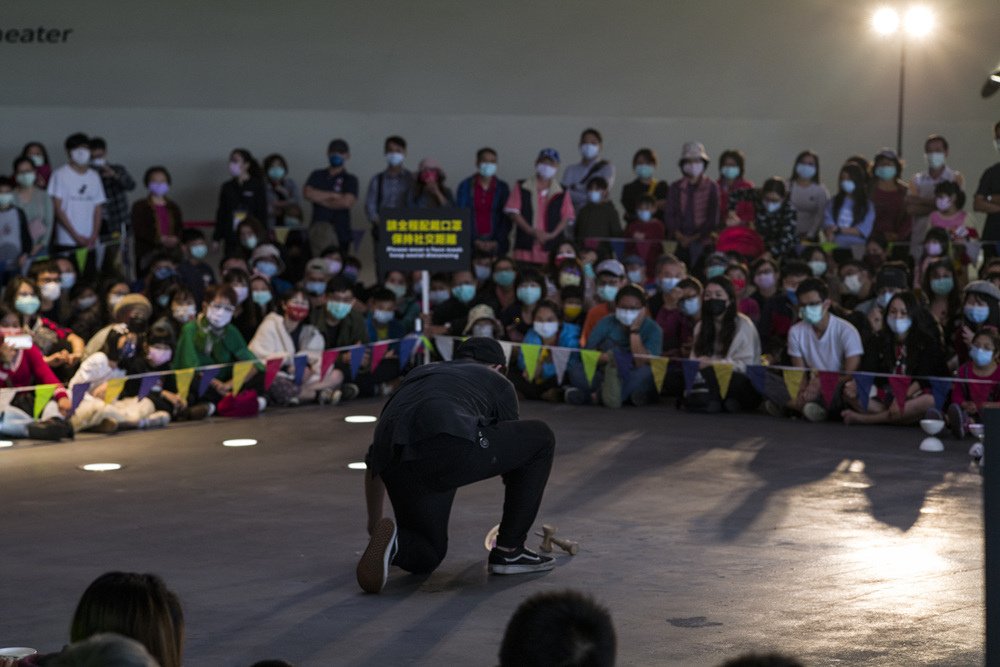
[949,327,1000,448]
[623,195,664,277]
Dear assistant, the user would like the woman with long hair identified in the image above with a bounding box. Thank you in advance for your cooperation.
[822,163,875,250]
[214,148,267,255]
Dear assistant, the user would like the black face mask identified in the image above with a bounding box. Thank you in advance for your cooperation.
[703,299,728,318]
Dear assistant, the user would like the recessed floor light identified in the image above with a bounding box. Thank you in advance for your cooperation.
[80,463,122,472]
[0,440,13,448]
[348,462,367,470]
[223,439,258,447]
[345,415,377,424]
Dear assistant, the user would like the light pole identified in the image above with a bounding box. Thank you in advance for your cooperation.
[871,5,935,157]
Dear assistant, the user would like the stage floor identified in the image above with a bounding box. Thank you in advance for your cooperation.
[0,400,984,666]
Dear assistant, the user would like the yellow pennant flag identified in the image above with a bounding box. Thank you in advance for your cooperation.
[650,358,669,393]
[274,227,291,244]
[174,368,194,399]
[103,377,125,404]
[33,384,56,418]
[783,369,805,402]
[231,361,254,396]
[580,349,600,387]
[521,344,541,380]
[712,362,734,399]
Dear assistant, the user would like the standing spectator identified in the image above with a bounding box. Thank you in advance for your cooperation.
[131,166,183,275]
[20,141,52,189]
[573,177,620,256]
[788,150,829,241]
[620,148,668,222]
[562,128,615,212]
[365,135,414,249]
[665,141,721,267]
[907,134,964,259]
[262,153,301,231]
[407,158,455,208]
[47,132,106,263]
[214,148,267,256]
[88,137,136,241]
[974,121,1000,259]
[505,149,575,266]
[717,149,755,225]
[870,148,912,248]
[303,139,358,256]
[822,164,874,252]
[0,177,31,279]
[455,147,511,257]
[13,155,54,259]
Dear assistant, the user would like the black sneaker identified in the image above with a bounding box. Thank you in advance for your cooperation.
[487,546,555,575]
[341,383,361,401]
[356,518,398,594]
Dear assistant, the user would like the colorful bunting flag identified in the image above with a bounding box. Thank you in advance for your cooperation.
[498,341,513,366]
[320,349,338,379]
[175,368,194,400]
[650,358,669,393]
[783,369,805,402]
[521,344,541,379]
[103,377,125,404]
[0,387,16,411]
[930,378,952,412]
[351,228,366,253]
[399,336,418,365]
[137,375,159,400]
[887,375,911,412]
[580,349,600,387]
[434,335,454,361]
[746,365,767,394]
[75,247,88,272]
[198,367,220,397]
[349,345,365,379]
[33,384,56,418]
[274,227,290,244]
[231,361,253,396]
[712,362,733,399]
[70,383,89,413]
[371,342,389,371]
[613,349,633,385]
[852,372,874,412]
[550,347,571,384]
[293,354,309,385]
[818,371,840,406]
[264,357,282,389]
[680,359,700,392]
[419,335,434,355]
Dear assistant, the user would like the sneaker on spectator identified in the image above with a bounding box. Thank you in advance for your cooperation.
[257,396,268,413]
[341,383,360,402]
[764,400,784,418]
[948,403,967,439]
[970,441,984,460]
[564,387,587,405]
[487,545,555,575]
[357,517,398,594]
[316,389,335,405]
[802,402,827,423]
[92,418,119,434]
[142,411,170,429]
[601,360,622,409]
[723,398,742,413]
[628,390,650,407]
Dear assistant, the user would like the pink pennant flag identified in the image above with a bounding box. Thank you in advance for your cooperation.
[371,342,389,371]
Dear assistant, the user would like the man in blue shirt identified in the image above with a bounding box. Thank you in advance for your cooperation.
[303,138,358,256]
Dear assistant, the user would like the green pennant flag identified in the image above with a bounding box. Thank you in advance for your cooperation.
[580,349,600,387]
[420,335,435,354]
[34,384,56,418]
[75,247,88,272]
[521,344,541,380]
[820,241,837,255]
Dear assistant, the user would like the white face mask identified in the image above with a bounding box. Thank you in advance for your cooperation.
[40,282,61,302]
[70,147,91,166]
[843,274,863,295]
[233,285,249,304]
[615,308,641,327]
[587,190,603,204]
[533,321,559,339]
[472,323,495,338]
[172,304,196,323]
[385,152,405,167]
[580,143,600,160]
[206,306,233,329]
[536,164,558,180]
[683,161,705,178]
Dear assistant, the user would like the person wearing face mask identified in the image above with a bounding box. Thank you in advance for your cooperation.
[512,299,581,403]
[620,148,668,223]
[623,255,653,294]
[214,148,267,256]
[420,269,477,339]
[836,259,873,312]
[580,260,627,345]
[907,134,965,260]
[365,135,414,252]
[568,284,662,408]
[560,285,587,327]
[766,278,863,423]
[646,254,688,317]
[463,303,503,341]
[929,181,980,269]
[4,275,83,381]
[249,287,345,405]
[46,133,107,267]
[862,232,889,274]
[88,137,135,245]
[174,229,216,307]
[656,274,701,368]
[506,148,576,266]
[920,259,960,337]
[67,327,145,434]
[234,217,268,260]
[914,227,951,291]
[624,195,666,278]
[686,276,762,413]
[0,176,32,280]
[748,257,779,313]
[822,164,874,252]
[249,243,291,295]
[262,153,301,231]
[716,149,755,226]
[348,287,408,395]
[499,270,546,342]
[949,328,1000,446]
[144,255,180,316]
[456,147,512,258]
[12,155,54,260]
[758,260,811,364]
[726,177,798,260]
[30,262,70,325]
[174,284,266,415]
[573,176,620,257]
[724,263,760,324]
[870,149,912,248]
[974,121,1000,260]
[221,268,258,341]
[19,141,52,189]
[131,166,183,277]
[954,280,1000,366]
[471,249,495,287]
[67,283,103,342]
[407,157,455,210]
[155,285,198,342]
[301,138,358,259]
[475,257,519,317]
[665,142,721,267]
[381,269,419,334]
[788,150,829,242]
[841,291,946,426]
[562,128,616,213]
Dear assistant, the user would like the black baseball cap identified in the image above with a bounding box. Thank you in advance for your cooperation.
[455,337,507,367]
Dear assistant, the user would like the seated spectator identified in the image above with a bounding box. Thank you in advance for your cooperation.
[223,268,259,342]
[499,268,545,342]
[425,269,476,337]
[560,285,586,327]
[726,177,798,260]
[913,227,951,290]
[685,276,762,413]
[86,292,149,358]
[4,275,84,380]
[724,261,760,323]
[498,589,616,667]
[249,274,276,317]
[302,257,332,316]
[569,284,663,407]
[836,259,874,311]
[358,287,408,393]
[175,229,215,307]
[144,254,181,317]
[624,194,665,278]
[623,254,653,294]
[249,243,291,296]
[580,259,626,344]
[407,158,454,208]
[954,280,1000,366]
[382,269,418,333]
[249,287,345,405]
[67,281,103,342]
[455,147,511,257]
[573,176,620,257]
[120,321,210,422]
[748,257,779,314]
[620,147,668,222]
[767,277,863,422]
[174,284,265,416]
[32,260,70,325]
[68,571,182,667]
[758,260,811,363]
[313,277,366,401]
[511,299,580,402]
[921,258,960,341]
[234,216,268,260]
[863,231,890,275]
[842,291,946,425]
[132,166,182,276]
[47,633,160,667]
[949,327,1000,446]
[464,303,503,339]
[472,248,495,286]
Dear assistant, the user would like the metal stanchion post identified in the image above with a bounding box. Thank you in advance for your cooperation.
[985,408,999,664]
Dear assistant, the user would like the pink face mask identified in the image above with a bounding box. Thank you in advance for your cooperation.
[147,347,173,367]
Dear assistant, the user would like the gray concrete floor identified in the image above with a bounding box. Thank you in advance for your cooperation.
[0,400,985,666]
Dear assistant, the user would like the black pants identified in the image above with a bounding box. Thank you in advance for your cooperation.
[379,419,555,574]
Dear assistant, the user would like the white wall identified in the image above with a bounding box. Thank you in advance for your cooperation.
[3,0,999,264]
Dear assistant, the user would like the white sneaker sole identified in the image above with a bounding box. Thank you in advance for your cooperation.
[357,518,397,593]
[488,560,556,575]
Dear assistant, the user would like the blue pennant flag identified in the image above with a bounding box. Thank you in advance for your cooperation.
[930,378,952,412]
[746,365,767,394]
[137,375,160,400]
[681,359,700,392]
[293,354,309,385]
[198,367,220,397]
[349,345,365,379]
[70,382,90,413]
[399,336,418,364]
[612,349,633,385]
[852,372,874,412]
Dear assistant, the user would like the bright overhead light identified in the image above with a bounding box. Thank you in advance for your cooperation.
[904,6,934,37]
[348,462,368,470]
[0,440,13,448]
[222,438,258,447]
[345,415,377,424]
[872,7,900,35]
[80,463,122,472]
